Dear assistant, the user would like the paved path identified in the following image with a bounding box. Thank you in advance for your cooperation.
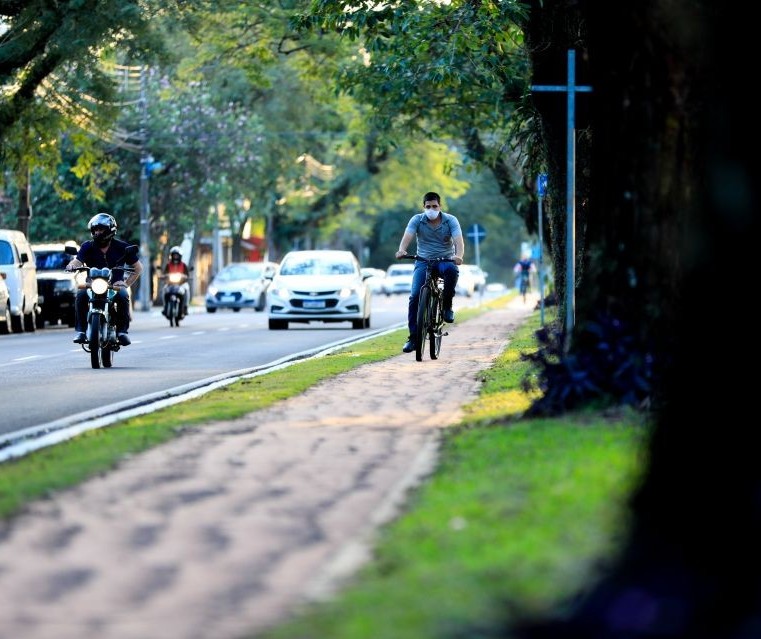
[0,296,537,639]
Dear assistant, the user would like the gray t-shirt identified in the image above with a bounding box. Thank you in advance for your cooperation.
[404,212,463,259]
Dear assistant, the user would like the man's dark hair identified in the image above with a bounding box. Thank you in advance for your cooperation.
[423,191,441,204]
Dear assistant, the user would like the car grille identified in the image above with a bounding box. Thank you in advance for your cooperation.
[213,291,242,301]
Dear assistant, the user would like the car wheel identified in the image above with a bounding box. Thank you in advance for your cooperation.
[11,313,24,333]
[255,293,266,312]
[232,307,241,312]
[206,307,217,313]
[0,302,11,334]
[23,311,37,332]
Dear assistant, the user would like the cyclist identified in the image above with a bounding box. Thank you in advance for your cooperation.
[514,255,536,298]
[395,191,464,354]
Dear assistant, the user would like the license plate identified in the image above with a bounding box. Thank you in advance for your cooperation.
[303,300,325,309]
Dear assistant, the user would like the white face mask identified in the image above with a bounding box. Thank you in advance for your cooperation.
[424,209,439,221]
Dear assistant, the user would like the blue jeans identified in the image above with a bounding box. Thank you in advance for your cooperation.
[75,288,131,333]
[407,260,459,336]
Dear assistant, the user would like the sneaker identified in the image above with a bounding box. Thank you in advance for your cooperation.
[444,309,455,323]
[73,332,87,344]
[402,337,416,353]
[117,332,131,346]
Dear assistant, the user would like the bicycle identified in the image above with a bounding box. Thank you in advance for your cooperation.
[519,269,531,303]
[401,255,455,362]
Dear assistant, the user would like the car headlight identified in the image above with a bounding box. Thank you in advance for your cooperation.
[207,285,218,296]
[271,286,290,298]
[338,287,355,298]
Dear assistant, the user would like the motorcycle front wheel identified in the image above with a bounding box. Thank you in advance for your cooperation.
[89,313,103,369]
[170,297,181,327]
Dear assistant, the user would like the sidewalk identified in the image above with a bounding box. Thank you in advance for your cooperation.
[0,296,538,639]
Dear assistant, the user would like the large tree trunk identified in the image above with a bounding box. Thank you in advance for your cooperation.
[518,2,760,636]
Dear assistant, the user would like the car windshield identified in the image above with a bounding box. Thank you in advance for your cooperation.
[387,267,412,277]
[280,256,355,276]
[217,265,263,281]
[35,251,72,270]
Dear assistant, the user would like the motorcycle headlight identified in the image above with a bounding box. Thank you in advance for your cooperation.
[169,273,183,283]
[91,278,109,295]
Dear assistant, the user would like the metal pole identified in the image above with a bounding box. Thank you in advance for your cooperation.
[530,50,592,347]
[538,193,545,326]
[138,67,151,312]
[139,159,150,311]
[565,50,577,341]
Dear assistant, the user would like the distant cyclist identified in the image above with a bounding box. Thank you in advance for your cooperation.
[514,255,536,300]
[395,191,464,354]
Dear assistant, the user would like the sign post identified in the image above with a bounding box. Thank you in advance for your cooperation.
[531,49,592,346]
[537,173,548,326]
[466,223,486,269]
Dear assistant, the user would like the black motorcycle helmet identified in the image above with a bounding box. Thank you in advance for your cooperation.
[88,213,117,248]
[169,246,182,263]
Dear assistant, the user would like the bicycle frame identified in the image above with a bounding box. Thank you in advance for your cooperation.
[402,255,453,362]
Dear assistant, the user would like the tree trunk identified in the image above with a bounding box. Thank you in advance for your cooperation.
[16,165,32,238]
[517,2,761,636]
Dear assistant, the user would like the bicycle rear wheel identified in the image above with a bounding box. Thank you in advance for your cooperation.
[415,285,431,362]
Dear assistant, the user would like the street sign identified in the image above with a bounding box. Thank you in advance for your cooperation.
[466,224,486,242]
[537,173,548,197]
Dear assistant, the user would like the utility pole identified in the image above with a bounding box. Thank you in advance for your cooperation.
[138,67,151,312]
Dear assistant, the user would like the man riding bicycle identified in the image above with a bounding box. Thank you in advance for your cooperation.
[395,191,464,354]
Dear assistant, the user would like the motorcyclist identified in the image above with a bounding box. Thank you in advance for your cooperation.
[161,245,191,318]
[66,213,143,346]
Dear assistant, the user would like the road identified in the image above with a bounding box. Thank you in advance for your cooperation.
[0,294,411,436]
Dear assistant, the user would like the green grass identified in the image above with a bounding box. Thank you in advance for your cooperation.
[0,295,649,639]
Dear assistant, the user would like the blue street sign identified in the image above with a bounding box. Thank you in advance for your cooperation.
[467,223,486,242]
[537,173,548,197]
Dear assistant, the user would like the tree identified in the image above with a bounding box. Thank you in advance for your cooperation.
[511,2,761,637]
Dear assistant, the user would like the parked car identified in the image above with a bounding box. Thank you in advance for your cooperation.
[464,264,488,292]
[0,229,40,333]
[382,263,415,296]
[455,264,476,297]
[267,249,371,330]
[361,267,386,294]
[0,273,11,334]
[32,242,80,327]
[205,261,278,313]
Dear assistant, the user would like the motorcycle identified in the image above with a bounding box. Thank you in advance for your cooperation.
[70,247,137,369]
[159,267,192,327]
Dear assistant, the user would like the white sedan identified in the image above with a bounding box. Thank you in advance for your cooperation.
[267,250,372,330]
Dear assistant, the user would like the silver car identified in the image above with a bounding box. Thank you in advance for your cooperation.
[205,261,278,313]
[267,250,371,330]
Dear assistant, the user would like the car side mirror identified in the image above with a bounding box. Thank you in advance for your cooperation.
[64,245,78,256]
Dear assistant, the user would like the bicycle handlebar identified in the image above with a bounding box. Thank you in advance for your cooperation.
[398,255,455,263]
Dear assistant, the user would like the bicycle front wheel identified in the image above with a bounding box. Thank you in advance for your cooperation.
[429,292,443,360]
[415,285,431,362]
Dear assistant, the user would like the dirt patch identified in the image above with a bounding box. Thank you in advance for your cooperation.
[0,298,536,639]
